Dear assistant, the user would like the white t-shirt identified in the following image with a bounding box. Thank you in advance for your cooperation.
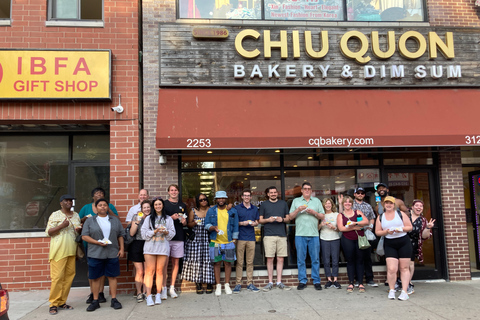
[96,215,111,240]
[320,212,340,241]
[126,203,141,222]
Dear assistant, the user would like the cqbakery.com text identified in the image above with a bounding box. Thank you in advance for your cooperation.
[309,137,375,147]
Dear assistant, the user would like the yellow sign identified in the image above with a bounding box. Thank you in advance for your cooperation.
[0,50,111,100]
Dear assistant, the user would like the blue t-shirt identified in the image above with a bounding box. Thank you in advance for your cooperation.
[78,203,118,219]
[235,203,259,241]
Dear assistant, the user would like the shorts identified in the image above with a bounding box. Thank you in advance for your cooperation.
[384,235,412,259]
[263,236,288,258]
[88,257,120,279]
[169,240,184,258]
[128,240,145,262]
[209,241,236,263]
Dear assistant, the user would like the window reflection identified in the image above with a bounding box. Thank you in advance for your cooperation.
[179,0,262,19]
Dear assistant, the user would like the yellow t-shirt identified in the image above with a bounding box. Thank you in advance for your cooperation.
[213,208,229,244]
[46,210,81,262]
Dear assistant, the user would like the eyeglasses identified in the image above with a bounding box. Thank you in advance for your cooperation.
[199,198,208,202]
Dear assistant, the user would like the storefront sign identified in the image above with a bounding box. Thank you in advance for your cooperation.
[159,25,480,88]
[0,49,111,100]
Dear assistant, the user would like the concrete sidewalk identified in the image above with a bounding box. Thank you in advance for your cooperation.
[9,279,480,320]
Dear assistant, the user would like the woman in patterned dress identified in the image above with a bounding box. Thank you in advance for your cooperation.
[407,199,435,294]
[181,193,215,294]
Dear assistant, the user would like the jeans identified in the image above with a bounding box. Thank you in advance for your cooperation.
[320,239,340,278]
[295,236,320,284]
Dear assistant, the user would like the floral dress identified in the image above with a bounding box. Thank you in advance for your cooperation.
[181,209,214,284]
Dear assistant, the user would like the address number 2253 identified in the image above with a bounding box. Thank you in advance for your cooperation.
[187,139,212,148]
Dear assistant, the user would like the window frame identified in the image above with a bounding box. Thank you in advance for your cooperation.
[0,0,12,25]
[47,0,104,27]
[176,0,428,23]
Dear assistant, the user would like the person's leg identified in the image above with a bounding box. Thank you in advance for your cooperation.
[235,240,247,285]
[99,276,106,295]
[276,257,284,284]
[214,261,221,284]
[91,278,101,300]
[133,262,144,295]
[321,239,332,281]
[399,258,411,292]
[170,257,180,287]
[331,239,340,281]
[266,257,274,283]
[224,261,232,283]
[295,236,308,284]
[386,258,399,291]
[340,236,355,284]
[308,237,321,284]
[245,241,256,286]
[163,257,169,289]
[59,255,76,306]
[354,243,365,285]
[155,255,169,291]
[107,277,117,299]
[409,261,415,283]
[144,255,156,296]
[49,257,67,307]
[363,246,374,283]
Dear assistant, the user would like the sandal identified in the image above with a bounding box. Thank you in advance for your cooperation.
[346,284,354,293]
[49,306,58,315]
[206,283,213,294]
[196,283,204,294]
[358,284,366,293]
[58,304,74,310]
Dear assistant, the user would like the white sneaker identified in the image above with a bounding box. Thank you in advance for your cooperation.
[146,294,154,306]
[215,284,222,296]
[155,293,162,305]
[160,287,168,300]
[224,283,232,295]
[388,289,396,300]
[398,290,409,301]
[169,286,178,298]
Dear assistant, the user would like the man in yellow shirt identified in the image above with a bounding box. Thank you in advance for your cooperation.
[45,194,81,315]
[205,191,239,296]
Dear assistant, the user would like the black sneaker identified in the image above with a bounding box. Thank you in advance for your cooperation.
[98,292,107,303]
[333,281,342,289]
[86,293,93,304]
[86,300,100,312]
[324,281,333,289]
[297,283,307,290]
[314,283,322,291]
[110,298,122,310]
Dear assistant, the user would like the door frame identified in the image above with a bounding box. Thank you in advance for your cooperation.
[383,167,445,280]
[468,170,480,271]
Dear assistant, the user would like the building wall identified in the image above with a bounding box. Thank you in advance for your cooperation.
[0,0,140,291]
[427,0,480,27]
[439,149,471,281]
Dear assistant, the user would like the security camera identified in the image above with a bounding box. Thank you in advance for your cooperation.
[111,105,124,113]
[112,94,124,113]
[159,155,167,165]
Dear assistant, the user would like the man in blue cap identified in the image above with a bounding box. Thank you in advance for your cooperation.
[205,190,239,296]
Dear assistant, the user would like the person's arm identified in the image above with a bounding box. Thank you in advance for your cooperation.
[187,209,196,228]
[108,204,118,216]
[141,216,155,240]
[421,218,435,239]
[117,236,124,258]
[336,213,348,232]
[337,194,344,213]
[397,199,409,214]
[352,210,369,230]
[129,214,139,236]
[401,212,413,233]
[165,217,176,241]
[47,217,69,237]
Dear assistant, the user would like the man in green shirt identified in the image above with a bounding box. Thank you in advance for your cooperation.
[289,182,325,291]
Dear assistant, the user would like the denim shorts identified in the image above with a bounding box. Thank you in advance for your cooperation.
[88,257,120,279]
[209,241,236,263]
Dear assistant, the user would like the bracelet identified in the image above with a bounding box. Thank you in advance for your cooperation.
[426,227,431,229]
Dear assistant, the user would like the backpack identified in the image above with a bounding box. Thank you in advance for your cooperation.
[123,223,135,250]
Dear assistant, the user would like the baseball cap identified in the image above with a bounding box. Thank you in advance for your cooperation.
[354,187,365,193]
[376,183,388,190]
[214,191,228,199]
[384,196,396,203]
[59,194,75,202]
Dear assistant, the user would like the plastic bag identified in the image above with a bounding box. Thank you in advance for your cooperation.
[376,236,385,256]
[365,229,376,241]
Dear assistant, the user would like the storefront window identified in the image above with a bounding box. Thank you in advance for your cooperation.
[178,0,425,22]
[284,149,379,167]
[0,0,11,19]
[461,147,480,165]
[383,147,432,165]
[182,151,280,169]
[0,134,109,231]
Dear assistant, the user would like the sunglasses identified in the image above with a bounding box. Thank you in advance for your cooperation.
[356,192,365,195]
[199,198,208,202]
[151,197,163,201]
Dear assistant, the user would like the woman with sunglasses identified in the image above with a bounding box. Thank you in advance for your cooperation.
[407,199,435,294]
[127,200,152,303]
[181,194,215,294]
[141,197,175,306]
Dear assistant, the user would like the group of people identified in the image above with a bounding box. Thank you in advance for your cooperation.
[45,181,435,315]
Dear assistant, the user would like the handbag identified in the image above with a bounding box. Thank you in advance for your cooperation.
[185,227,195,241]
[376,236,385,256]
[66,216,85,260]
[356,232,371,249]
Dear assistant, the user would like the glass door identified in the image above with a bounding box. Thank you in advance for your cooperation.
[468,171,480,271]
[71,163,110,287]
[385,169,443,279]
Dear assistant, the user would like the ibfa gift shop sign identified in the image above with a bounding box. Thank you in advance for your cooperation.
[0,49,111,100]
[158,24,480,87]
